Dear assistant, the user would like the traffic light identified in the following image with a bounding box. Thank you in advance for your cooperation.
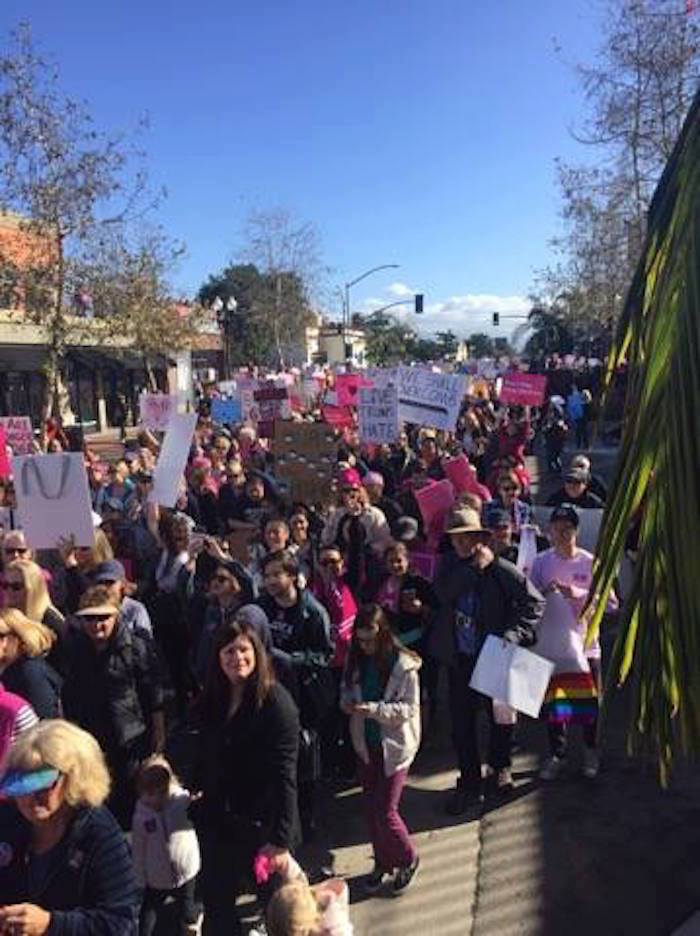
[492,312,500,327]
[415,294,424,314]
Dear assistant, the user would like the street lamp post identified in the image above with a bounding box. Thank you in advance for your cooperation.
[212,295,238,379]
[343,263,399,362]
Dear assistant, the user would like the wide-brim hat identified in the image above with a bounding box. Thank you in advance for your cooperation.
[445,507,488,535]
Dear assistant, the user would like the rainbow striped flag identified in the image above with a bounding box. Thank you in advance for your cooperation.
[542,672,598,725]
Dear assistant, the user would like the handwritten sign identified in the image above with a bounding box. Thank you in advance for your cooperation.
[140,393,178,432]
[397,367,466,431]
[252,384,291,437]
[335,373,371,407]
[211,397,242,425]
[499,373,547,407]
[358,386,400,444]
[414,479,455,547]
[443,455,491,501]
[12,453,95,549]
[0,417,33,455]
[0,427,10,479]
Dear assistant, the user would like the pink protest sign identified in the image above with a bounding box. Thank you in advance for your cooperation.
[0,417,33,455]
[335,374,371,408]
[140,394,178,431]
[414,479,455,547]
[0,427,10,479]
[443,455,492,502]
[322,405,354,430]
[410,550,438,582]
[499,373,547,407]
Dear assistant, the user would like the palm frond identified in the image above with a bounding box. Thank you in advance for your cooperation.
[587,88,700,782]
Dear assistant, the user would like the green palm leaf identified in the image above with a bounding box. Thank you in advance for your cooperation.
[587,88,700,782]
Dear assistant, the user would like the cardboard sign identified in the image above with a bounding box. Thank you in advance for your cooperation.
[274,421,338,505]
[211,397,242,425]
[150,413,198,509]
[499,373,547,407]
[0,417,33,455]
[397,367,466,431]
[357,386,400,444]
[140,393,178,432]
[414,479,455,546]
[469,635,555,718]
[12,453,95,549]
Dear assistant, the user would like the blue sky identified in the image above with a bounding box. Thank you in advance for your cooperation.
[0,0,603,337]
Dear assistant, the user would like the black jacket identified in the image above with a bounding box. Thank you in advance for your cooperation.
[62,622,163,751]
[430,553,545,666]
[194,682,300,850]
[546,487,604,509]
[0,804,140,935]
[2,655,62,719]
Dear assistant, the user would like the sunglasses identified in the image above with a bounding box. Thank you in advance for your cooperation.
[499,485,517,492]
[2,582,24,592]
[5,547,28,556]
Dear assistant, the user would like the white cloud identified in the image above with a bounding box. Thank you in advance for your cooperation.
[353,290,530,338]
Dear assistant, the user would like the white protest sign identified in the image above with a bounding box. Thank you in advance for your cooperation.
[217,380,238,396]
[531,506,603,553]
[0,417,34,455]
[365,367,398,390]
[12,453,95,549]
[140,394,178,432]
[469,635,554,718]
[397,366,466,431]
[358,386,400,444]
[534,592,590,675]
[149,413,197,508]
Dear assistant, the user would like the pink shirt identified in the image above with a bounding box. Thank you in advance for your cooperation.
[530,548,618,659]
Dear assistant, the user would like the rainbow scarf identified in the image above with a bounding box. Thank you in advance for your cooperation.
[542,672,598,725]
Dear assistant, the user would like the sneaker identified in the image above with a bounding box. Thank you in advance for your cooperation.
[445,784,484,816]
[363,865,387,895]
[393,855,420,896]
[582,748,600,779]
[494,767,514,791]
[539,755,564,781]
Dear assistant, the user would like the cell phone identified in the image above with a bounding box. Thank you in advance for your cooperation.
[190,533,206,551]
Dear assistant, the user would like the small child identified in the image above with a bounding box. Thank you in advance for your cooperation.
[131,756,202,936]
[264,878,354,936]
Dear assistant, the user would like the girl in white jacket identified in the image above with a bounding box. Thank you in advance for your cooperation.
[131,756,202,936]
[340,604,422,897]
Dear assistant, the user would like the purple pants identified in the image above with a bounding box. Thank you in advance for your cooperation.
[358,747,417,872]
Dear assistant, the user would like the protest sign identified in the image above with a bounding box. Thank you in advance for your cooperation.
[211,397,242,425]
[149,413,197,508]
[357,386,400,445]
[409,550,438,582]
[140,393,178,432]
[321,405,354,430]
[253,384,291,437]
[335,373,371,407]
[0,417,33,455]
[365,367,399,389]
[0,507,16,533]
[499,373,547,407]
[443,455,491,500]
[12,453,95,549]
[397,367,466,431]
[274,421,338,505]
[469,635,554,718]
[414,479,455,547]
[217,380,238,396]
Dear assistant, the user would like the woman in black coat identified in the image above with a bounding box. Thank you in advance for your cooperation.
[0,609,62,718]
[0,719,140,936]
[192,618,300,936]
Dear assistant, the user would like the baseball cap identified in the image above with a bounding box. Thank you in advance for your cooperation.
[564,467,589,483]
[339,468,361,490]
[485,507,512,528]
[90,560,126,584]
[550,503,580,526]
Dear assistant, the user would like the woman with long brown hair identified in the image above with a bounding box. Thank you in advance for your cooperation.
[341,604,421,896]
[192,618,300,935]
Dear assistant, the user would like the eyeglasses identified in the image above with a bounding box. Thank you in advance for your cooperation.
[2,582,24,592]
